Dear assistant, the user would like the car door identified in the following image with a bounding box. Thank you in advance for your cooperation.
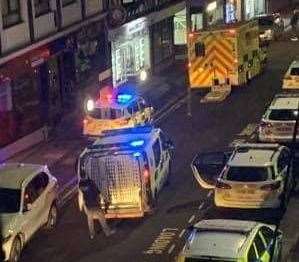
[259,226,282,262]
[20,180,40,241]
[254,230,271,262]
[138,97,153,123]
[191,151,231,189]
[152,137,167,192]
[247,242,259,262]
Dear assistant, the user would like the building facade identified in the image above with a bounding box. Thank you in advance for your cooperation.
[0,0,185,160]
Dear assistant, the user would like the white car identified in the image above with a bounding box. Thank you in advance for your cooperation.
[258,93,299,143]
[191,143,295,209]
[1,163,58,262]
[177,219,282,262]
[282,61,299,89]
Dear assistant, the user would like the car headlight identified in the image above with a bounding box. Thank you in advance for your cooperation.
[86,99,95,112]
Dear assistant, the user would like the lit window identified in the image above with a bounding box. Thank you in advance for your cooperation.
[1,0,21,28]
[34,0,51,17]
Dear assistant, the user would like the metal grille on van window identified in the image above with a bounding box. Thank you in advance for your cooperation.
[86,155,142,206]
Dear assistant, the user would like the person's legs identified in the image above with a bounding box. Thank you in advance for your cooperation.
[84,206,96,239]
[94,210,114,236]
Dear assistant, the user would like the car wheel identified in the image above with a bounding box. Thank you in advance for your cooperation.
[45,204,58,230]
[9,237,22,262]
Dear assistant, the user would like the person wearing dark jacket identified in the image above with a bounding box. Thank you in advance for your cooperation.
[78,177,115,239]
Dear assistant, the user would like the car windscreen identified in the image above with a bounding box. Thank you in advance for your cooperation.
[290,67,299,76]
[0,188,21,213]
[88,108,123,120]
[225,166,270,182]
[258,17,274,26]
[268,109,297,121]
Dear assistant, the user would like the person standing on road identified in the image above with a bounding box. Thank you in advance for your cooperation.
[78,176,116,239]
[290,9,299,41]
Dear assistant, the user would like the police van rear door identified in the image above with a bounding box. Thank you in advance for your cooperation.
[83,152,145,218]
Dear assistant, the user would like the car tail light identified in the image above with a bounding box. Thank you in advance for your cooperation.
[83,119,89,125]
[143,164,150,183]
[261,181,281,191]
[216,181,232,189]
[260,121,272,129]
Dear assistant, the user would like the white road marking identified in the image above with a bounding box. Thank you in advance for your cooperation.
[198,202,204,210]
[143,228,178,255]
[179,229,186,238]
[168,244,176,254]
[188,215,195,224]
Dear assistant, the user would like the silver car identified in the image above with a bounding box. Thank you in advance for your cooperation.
[177,219,282,262]
[1,163,58,262]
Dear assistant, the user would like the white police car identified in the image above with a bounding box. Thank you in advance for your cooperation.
[83,87,154,137]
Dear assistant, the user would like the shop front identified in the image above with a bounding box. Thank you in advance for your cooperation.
[109,17,151,87]
[245,0,266,20]
[0,48,48,148]
[74,20,109,83]
[151,17,175,72]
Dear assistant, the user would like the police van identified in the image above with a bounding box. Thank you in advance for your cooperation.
[83,87,154,137]
[77,126,174,219]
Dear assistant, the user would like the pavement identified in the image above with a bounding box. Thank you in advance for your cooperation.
[8,61,188,206]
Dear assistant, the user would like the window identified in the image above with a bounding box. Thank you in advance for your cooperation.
[152,140,161,167]
[247,244,258,262]
[34,0,50,17]
[195,42,205,57]
[268,109,298,121]
[1,0,21,28]
[290,67,299,76]
[260,226,274,247]
[24,181,39,208]
[225,166,271,182]
[254,232,266,257]
[31,173,49,197]
[62,0,76,7]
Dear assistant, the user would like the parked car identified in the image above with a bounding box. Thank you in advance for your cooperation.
[1,163,58,262]
[258,93,299,143]
[177,219,282,262]
[282,61,299,89]
[191,143,295,210]
[256,13,284,44]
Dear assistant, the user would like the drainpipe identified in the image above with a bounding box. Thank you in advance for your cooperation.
[27,0,35,42]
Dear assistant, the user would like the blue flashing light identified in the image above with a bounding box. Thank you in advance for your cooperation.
[117,94,133,103]
[133,152,142,157]
[130,140,145,147]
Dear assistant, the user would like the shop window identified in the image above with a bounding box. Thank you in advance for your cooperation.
[1,0,21,28]
[34,0,51,17]
[62,0,76,7]
[195,42,205,57]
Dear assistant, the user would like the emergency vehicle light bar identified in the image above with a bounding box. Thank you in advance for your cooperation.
[101,125,154,137]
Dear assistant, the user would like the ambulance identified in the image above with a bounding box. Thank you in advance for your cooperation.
[188,20,267,89]
[83,87,154,137]
[77,126,174,219]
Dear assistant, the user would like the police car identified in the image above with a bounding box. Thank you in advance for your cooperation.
[83,87,154,137]
[258,93,299,143]
[282,61,299,89]
[77,126,174,218]
[177,219,282,262]
[191,143,295,210]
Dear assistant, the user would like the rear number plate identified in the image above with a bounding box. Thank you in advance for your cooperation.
[237,189,255,194]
